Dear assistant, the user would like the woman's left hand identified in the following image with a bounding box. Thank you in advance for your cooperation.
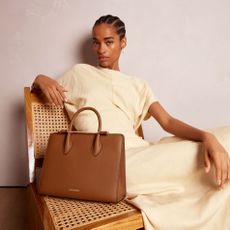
[202,133,230,189]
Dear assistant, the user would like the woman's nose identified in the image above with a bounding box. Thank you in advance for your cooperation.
[98,43,106,54]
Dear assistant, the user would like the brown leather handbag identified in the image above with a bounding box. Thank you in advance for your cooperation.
[38,106,126,203]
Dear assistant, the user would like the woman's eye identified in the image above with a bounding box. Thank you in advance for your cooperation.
[106,41,113,45]
[92,40,99,45]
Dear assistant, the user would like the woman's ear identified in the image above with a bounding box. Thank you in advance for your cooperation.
[121,37,127,49]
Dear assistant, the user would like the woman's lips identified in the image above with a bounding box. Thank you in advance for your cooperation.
[99,56,109,61]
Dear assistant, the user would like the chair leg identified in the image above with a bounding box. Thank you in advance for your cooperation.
[26,184,44,230]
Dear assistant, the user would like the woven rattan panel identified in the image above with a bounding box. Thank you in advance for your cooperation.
[32,103,69,158]
[44,196,136,230]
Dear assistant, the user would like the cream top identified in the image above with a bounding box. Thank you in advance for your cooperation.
[57,63,158,149]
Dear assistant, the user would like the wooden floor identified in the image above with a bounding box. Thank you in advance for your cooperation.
[0,187,28,230]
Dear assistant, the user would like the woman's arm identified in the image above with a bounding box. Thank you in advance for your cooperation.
[32,74,67,107]
[148,101,230,189]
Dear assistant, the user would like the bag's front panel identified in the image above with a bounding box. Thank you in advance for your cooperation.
[38,132,125,202]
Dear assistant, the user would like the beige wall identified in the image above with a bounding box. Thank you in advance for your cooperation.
[0,0,229,185]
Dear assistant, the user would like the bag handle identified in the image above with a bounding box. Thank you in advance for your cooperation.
[64,107,103,156]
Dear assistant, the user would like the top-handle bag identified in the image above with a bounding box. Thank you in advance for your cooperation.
[38,106,126,203]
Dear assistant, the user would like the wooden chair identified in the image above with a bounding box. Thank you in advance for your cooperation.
[24,87,144,230]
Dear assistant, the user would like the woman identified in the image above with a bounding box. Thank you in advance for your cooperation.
[32,15,230,229]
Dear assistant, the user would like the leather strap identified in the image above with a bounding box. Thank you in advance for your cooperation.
[64,107,103,156]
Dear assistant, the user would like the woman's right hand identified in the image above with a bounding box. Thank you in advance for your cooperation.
[33,75,68,107]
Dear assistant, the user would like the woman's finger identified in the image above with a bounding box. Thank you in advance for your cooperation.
[204,149,211,173]
[59,84,68,92]
[226,157,230,181]
[214,158,222,187]
[220,156,228,188]
[43,89,56,105]
[51,87,64,107]
[46,88,60,106]
[56,84,68,102]
[228,159,230,180]
[55,90,66,107]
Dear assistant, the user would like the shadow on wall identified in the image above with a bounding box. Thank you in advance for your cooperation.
[78,34,97,66]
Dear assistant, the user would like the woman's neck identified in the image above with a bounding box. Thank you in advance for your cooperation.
[99,63,120,71]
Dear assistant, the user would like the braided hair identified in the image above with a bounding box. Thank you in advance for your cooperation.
[93,15,126,40]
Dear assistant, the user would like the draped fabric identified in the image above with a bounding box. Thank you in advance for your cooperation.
[57,63,230,230]
[57,63,157,150]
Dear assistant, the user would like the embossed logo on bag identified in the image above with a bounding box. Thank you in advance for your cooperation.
[68,188,80,192]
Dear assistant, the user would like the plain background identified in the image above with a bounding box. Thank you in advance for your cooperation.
[0,0,229,186]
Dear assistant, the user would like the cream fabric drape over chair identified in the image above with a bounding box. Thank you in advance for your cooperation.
[24,87,144,230]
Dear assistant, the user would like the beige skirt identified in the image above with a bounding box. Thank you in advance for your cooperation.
[125,125,230,230]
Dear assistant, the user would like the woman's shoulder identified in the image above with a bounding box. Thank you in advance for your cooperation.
[72,63,97,72]
[57,63,95,80]
[124,72,150,91]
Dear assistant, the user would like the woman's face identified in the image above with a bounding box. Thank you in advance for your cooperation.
[92,23,126,71]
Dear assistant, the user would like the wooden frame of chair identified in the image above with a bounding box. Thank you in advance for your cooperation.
[24,87,144,230]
